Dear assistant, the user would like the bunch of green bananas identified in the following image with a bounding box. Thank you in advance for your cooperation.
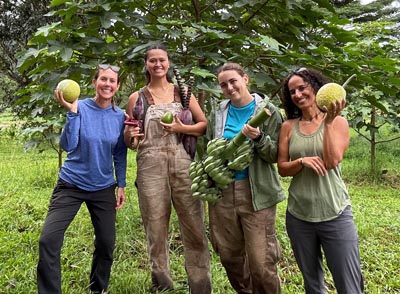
[189,161,222,203]
[204,138,235,189]
[227,140,254,171]
[189,137,255,203]
[206,137,228,157]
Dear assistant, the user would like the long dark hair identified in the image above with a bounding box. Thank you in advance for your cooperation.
[143,43,173,85]
[281,67,329,119]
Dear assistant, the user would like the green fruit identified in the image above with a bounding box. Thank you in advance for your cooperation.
[161,111,174,123]
[57,79,80,103]
[316,83,346,110]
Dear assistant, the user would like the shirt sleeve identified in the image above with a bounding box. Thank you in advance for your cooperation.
[60,111,80,152]
[254,102,283,163]
[113,119,128,188]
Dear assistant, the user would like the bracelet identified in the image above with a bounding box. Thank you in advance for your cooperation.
[299,157,303,166]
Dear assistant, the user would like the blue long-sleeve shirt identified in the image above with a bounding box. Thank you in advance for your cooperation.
[59,98,127,191]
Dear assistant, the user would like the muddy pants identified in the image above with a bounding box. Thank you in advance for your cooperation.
[209,179,281,294]
[136,144,211,293]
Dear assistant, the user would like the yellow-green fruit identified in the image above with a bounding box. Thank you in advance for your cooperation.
[161,111,174,123]
[56,79,80,103]
[316,83,346,110]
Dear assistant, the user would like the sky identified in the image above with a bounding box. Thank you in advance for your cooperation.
[360,0,375,4]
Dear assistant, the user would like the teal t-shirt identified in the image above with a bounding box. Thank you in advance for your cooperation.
[223,99,255,180]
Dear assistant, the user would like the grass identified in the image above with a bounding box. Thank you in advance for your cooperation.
[0,127,399,293]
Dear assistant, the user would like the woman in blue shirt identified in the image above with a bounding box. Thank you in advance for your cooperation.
[37,64,127,294]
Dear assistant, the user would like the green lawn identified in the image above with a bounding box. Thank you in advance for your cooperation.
[0,130,399,293]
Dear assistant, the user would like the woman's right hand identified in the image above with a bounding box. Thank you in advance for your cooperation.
[125,124,144,139]
[123,116,144,149]
[54,89,78,113]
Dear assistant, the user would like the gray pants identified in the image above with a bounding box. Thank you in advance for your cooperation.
[286,206,364,294]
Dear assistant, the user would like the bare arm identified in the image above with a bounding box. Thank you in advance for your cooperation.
[123,92,143,149]
[277,120,304,177]
[323,99,349,169]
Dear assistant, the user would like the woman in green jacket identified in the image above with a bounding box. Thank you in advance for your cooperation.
[208,62,286,294]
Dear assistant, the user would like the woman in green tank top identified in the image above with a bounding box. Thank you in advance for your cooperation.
[277,67,364,294]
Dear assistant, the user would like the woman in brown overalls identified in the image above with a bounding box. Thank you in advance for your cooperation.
[124,44,211,294]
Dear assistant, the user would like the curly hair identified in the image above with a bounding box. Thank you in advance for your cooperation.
[281,67,329,119]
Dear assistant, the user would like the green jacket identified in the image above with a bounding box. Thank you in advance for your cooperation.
[209,93,286,210]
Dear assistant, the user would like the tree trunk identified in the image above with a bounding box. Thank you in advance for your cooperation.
[370,106,376,173]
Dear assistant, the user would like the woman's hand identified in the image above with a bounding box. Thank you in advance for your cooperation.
[242,124,261,140]
[160,114,184,135]
[302,156,327,176]
[323,98,346,125]
[124,124,143,148]
[125,124,144,139]
[55,89,78,113]
[124,114,144,149]
[116,187,126,210]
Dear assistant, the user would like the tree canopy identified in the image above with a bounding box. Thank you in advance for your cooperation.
[1,0,399,160]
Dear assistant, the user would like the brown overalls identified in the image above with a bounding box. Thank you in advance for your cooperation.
[135,88,211,293]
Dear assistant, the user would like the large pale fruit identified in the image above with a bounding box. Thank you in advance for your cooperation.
[56,79,80,103]
[316,83,346,110]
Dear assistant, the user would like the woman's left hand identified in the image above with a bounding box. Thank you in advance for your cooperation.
[160,114,184,135]
[116,187,126,210]
[324,98,346,125]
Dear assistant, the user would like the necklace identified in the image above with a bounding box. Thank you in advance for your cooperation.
[300,111,321,124]
[148,84,172,100]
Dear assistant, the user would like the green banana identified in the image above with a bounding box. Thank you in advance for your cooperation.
[234,141,253,157]
[215,182,229,190]
[191,175,202,184]
[208,144,227,157]
[203,155,215,166]
[207,138,227,150]
[204,160,223,173]
[195,161,204,174]
[211,171,233,186]
[191,182,199,192]
[189,162,199,179]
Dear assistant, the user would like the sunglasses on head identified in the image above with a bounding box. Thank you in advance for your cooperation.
[295,67,308,73]
[98,64,120,72]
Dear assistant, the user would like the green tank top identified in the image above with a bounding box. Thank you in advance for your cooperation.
[288,120,350,222]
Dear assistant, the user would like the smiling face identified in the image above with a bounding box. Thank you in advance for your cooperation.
[93,68,120,102]
[145,49,170,79]
[287,74,316,109]
[217,69,251,107]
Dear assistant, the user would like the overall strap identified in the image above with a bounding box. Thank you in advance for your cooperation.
[132,85,182,123]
